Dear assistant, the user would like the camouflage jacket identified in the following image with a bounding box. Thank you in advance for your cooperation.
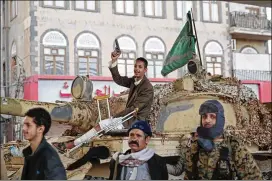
[167,136,263,180]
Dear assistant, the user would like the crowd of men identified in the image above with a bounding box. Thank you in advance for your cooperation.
[0,50,264,180]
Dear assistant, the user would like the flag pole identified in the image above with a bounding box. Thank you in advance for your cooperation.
[190,8,202,67]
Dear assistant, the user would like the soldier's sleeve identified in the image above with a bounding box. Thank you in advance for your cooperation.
[233,143,263,180]
[166,151,185,176]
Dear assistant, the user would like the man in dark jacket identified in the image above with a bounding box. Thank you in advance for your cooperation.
[109,120,168,180]
[110,50,154,128]
[21,108,67,180]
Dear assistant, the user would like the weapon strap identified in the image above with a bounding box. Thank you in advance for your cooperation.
[212,136,238,180]
[190,147,200,180]
[211,146,232,180]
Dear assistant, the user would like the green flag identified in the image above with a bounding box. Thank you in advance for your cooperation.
[161,11,196,76]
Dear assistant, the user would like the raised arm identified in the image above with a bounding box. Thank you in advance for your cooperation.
[109,51,133,88]
[167,154,185,176]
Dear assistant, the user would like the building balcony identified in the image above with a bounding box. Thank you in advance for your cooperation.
[233,53,271,81]
[229,11,271,40]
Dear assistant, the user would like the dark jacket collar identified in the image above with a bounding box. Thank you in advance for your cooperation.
[23,137,47,157]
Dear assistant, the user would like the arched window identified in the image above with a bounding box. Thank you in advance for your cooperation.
[116,35,137,77]
[76,32,100,76]
[42,30,68,75]
[144,37,165,78]
[204,41,223,75]
[10,41,17,81]
[241,46,258,54]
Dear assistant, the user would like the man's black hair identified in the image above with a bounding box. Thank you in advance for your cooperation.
[136,57,148,68]
[25,108,52,135]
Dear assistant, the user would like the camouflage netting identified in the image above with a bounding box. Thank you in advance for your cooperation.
[146,76,272,149]
[65,75,271,149]
[62,96,127,134]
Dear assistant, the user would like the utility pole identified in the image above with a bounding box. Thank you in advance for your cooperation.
[3,0,10,97]
[3,0,13,141]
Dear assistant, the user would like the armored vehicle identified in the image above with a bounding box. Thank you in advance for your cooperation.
[1,57,271,179]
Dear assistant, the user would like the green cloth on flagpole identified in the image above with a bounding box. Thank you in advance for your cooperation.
[161,11,196,76]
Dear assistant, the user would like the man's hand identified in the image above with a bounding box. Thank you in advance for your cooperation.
[111,50,121,63]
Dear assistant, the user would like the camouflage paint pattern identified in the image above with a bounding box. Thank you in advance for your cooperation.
[169,135,263,180]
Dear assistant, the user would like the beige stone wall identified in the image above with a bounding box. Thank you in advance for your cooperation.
[34,1,231,77]
[7,1,31,99]
[8,1,31,77]
[6,1,269,81]
[235,39,267,54]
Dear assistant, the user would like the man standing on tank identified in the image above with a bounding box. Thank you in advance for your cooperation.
[109,50,154,128]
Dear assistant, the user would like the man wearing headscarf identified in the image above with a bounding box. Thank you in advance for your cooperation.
[108,120,168,180]
[167,100,263,180]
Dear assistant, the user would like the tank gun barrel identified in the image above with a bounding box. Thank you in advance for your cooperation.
[0,97,95,131]
[0,97,59,117]
[0,96,126,131]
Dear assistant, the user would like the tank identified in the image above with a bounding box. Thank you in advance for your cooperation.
[1,58,271,179]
